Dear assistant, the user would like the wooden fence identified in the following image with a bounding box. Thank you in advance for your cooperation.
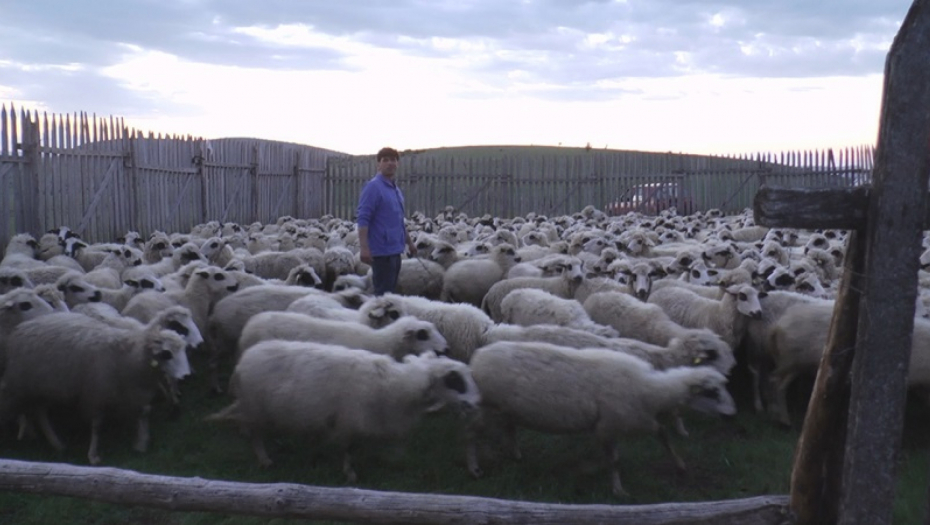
[1,103,874,251]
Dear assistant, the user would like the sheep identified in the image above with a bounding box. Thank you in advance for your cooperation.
[0,313,190,464]
[741,290,832,413]
[123,265,239,342]
[237,312,448,362]
[465,341,736,496]
[481,258,586,322]
[762,300,930,428]
[143,231,173,263]
[55,272,103,308]
[583,291,732,350]
[207,284,335,391]
[440,243,521,306]
[284,287,373,322]
[482,323,735,376]
[199,236,236,268]
[239,248,325,282]
[0,267,34,294]
[647,283,764,350]
[1,233,40,268]
[32,283,69,312]
[499,288,619,337]
[0,288,59,377]
[121,242,205,282]
[379,294,494,363]
[332,273,373,294]
[322,246,358,291]
[207,342,480,482]
[608,259,665,301]
[394,257,445,300]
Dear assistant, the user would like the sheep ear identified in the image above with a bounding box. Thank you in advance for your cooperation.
[442,370,468,394]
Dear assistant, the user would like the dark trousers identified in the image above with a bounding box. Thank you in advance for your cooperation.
[371,254,402,296]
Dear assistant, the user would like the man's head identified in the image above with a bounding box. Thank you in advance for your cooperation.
[377,147,400,178]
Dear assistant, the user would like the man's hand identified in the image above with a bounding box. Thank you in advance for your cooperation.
[360,245,373,265]
[406,239,417,258]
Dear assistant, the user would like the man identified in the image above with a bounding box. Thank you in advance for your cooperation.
[356,147,417,295]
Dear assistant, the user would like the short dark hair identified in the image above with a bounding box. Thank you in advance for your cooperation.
[376,147,400,161]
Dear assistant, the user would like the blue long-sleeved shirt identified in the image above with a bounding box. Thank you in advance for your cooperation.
[356,173,407,256]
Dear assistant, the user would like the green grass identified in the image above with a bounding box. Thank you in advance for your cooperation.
[0,354,927,524]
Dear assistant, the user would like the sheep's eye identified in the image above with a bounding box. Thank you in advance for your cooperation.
[702,349,719,362]
[18,302,33,312]
[196,272,209,279]
[416,328,429,341]
[214,273,225,281]
[738,292,747,301]
[793,268,805,276]
[691,270,701,278]
[680,257,692,266]
[798,283,813,292]
[11,276,23,286]
[154,242,166,250]
[69,285,83,293]
[389,311,401,320]
[210,242,218,248]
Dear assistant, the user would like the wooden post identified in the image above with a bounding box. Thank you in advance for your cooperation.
[18,110,41,236]
[838,1,930,523]
[754,2,930,523]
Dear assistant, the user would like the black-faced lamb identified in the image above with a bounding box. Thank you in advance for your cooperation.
[207,342,480,482]
[466,341,736,496]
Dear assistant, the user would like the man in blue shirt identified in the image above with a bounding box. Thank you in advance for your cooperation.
[357,147,417,295]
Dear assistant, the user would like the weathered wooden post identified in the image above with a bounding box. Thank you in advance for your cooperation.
[754,1,930,523]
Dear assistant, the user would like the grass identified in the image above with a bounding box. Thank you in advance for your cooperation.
[0,354,927,524]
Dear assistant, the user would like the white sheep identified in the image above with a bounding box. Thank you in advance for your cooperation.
[0,234,40,269]
[647,283,764,350]
[465,341,736,496]
[741,290,831,414]
[440,243,521,306]
[322,246,358,291]
[499,288,619,337]
[483,323,735,376]
[237,312,448,362]
[0,288,59,378]
[121,242,206,281]
[0,313,190,464]
[123,265,239,342]
[583,291,731,349]
[0,267,34,293]
[378,293,494,363]
[395,257,445,300]
[481,258,586,322]
[332,273,373,294]
[207,284,335,391]
[207,342,480,482]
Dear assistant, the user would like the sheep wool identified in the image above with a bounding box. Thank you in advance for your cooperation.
[467,341,736,496]
[208,341,480,482]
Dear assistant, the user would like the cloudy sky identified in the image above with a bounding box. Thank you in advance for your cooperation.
[0,1,911,155]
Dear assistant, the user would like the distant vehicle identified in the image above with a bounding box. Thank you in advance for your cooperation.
[605,181,695,216]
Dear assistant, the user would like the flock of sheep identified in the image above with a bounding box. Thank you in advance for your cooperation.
[3,202,930,497]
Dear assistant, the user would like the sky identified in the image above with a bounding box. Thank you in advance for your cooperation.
[0,1,912,156]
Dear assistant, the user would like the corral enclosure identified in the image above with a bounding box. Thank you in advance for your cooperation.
[1,104,873,249]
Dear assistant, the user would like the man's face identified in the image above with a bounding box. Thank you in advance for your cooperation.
[378,156,399,177]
